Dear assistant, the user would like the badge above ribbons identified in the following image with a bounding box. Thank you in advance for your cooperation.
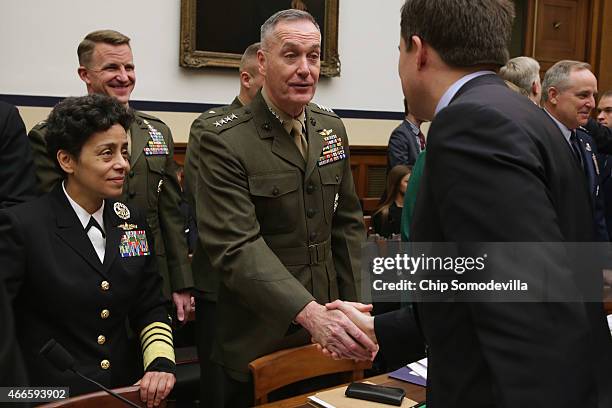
[142,119,169,156]
[318,129,346,166]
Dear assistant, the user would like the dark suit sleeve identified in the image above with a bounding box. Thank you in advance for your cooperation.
[387,130,409,169]
[0,278,28,387]
[330,130,365,301]
[403,103,594,404]
[374,305,425,369]
[0,209,27,300]
[157,126,193,292]
[585,117,612,154]
[28,124,62,194]
[0,105,38,207]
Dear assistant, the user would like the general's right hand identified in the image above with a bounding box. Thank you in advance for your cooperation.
[296,301,377,361]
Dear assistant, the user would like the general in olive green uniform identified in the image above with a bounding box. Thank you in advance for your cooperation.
[196,91,365,386]
[28,111,193,297]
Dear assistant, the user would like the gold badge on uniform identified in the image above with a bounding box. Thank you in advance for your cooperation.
[113,202,130,220]
[318,129,346,166]
[117,222,138,231]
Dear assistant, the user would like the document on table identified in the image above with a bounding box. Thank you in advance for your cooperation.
[407,358,428,380]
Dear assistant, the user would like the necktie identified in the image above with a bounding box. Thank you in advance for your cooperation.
[417,132,426,151]
[569,131,584,170]
[85,217,106,262]
[291,119,308,159]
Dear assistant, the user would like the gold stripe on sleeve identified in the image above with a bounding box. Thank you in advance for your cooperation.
[139,322,175,370]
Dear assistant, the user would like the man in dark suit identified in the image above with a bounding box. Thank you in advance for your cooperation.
[387,98,425,172]
[541,60,608,241]
[595,91,612,239]
[325,1,612,407]
[0,101,37,208]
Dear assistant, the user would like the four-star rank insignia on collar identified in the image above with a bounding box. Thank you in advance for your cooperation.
[318,129,346,166]
[114,202,130,220]
[214,113,239,128]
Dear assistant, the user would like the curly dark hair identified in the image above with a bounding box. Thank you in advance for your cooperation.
[45,94,134,175]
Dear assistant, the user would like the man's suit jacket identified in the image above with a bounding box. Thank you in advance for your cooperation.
[0,101,37,208]
[574,128,608,241]
[0,185,170,395]
[598,152,612,240]
[387,119,421,172]
[28,111,192,297]
[197,91,364,380]
[376,75,612,407]
[0,278,28,387]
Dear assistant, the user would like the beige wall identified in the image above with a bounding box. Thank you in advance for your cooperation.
[17,106,429,146]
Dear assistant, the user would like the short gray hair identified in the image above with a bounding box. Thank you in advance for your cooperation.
[542,60,592,103]
[260,9,320,49]
[499,56,540,95]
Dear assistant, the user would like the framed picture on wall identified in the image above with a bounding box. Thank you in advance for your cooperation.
[180,0,340,77]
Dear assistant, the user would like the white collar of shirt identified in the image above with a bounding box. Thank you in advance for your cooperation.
[405,119,420,136]
[543,108,573,144]
[62,181,105,232]
[434,71,497,116]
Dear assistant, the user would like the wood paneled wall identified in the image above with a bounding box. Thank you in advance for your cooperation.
[524,0,612,93]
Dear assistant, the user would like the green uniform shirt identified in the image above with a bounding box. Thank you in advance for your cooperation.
[195,91,365,378]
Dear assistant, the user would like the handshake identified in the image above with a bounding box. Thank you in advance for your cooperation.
[295,300,379,361]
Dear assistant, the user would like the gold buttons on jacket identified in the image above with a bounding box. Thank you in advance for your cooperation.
[100,281,110,291]
[97,335,106,345]
[100,309,110,319]
[100,360,110,370]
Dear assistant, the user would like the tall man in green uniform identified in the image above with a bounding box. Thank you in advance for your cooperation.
[184,41,265,405]
[195,10,375,407]
[28,30,193,321]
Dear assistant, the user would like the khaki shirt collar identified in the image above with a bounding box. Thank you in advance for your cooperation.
[262,88,306,135]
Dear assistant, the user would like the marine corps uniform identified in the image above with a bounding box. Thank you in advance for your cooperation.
[184,96,244,406]
[28,111,192,297]
[196,91,365,401]
[184,96,243,213]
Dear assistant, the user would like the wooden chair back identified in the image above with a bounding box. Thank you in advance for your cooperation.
[249,343,372,405]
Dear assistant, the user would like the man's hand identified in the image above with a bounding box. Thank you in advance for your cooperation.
[326,300,377,343]
[315,300,378,360]
[295,301,377,361]
[172,291,193,323]
[135,371,175,408]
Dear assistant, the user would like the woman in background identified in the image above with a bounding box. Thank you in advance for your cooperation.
[0,94,175,407]
[372,165,411,238]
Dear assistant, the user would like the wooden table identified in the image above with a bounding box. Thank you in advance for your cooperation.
[258,373,426,408]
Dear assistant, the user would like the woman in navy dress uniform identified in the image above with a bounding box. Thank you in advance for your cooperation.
[0,94,175,406]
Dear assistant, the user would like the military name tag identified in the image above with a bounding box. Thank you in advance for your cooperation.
[142,119,169,156]
[318,129,346,166]
[119,230,150,258]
